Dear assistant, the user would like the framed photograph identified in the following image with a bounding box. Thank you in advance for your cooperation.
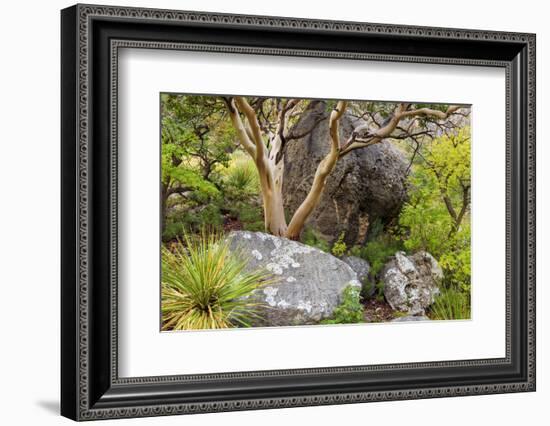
[61,4,536,421]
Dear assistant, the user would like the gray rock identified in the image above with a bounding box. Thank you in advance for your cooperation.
[283,101,408,245]
[391,315,430,322]
[381,251,442,315]
[227,231,361,326]
[341,256,374,297]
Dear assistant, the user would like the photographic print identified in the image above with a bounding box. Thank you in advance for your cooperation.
[160,95,472,331]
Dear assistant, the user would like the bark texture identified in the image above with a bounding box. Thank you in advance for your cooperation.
[283,101,409,243]
[225,97,461,241]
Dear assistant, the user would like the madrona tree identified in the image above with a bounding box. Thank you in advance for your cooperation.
[223,96,464,240]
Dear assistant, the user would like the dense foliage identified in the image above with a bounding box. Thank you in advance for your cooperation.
[399,129,471,296]
[161,95,263,240]
[349,232,404,301]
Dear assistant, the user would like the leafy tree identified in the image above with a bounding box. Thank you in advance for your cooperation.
[399,129,471,293]
[161,94,235,180]
[160,94,236,235]
[423,128,471,233]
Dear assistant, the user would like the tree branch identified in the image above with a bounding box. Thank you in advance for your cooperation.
[276,98,300,140]
[167,185,192,197]
[398,105,461,120]
[455,185,470,229]
[339,104,462,157]
[442,193,458,224]
[285,115,327,142]
[287,101,348,239]
[234,96,267,163]
[224,97,257,158]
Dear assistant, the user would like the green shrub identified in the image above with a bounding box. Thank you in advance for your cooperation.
[366,217,385,241]
[196,204,224,228]
[400,189,471,294]
[399,199,452,258]
[242,221,265,232]
[161,231,273,330]
[220,152,260,199]
[224,201,265,232]
[163,204,224,241]
[302,227,330,252]
[331,232,347,257]
[398,129,471,295]
[361,277,376,300]
[163,221,186,242]
[351,233,403,277]
[428,288,471,321]
[375,280,386,302]
[438,224,471,294]
[321,285,364,324]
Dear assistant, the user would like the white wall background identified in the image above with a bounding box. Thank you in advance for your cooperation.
[0,0,546,424]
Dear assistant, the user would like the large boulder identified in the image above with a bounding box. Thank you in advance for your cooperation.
[283,101,408,245]
[227,231,361,326]
[381,251,442,315]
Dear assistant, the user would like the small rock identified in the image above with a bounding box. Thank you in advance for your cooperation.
[341,256,373,297]
[381,251,442,315]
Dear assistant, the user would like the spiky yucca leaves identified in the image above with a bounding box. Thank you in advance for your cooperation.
[161,232,273,330]
[223,152,260,196]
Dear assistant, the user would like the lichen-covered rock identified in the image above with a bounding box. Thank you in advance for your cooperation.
[227,231,360,326]
[341,256,374,297]
[283,101,408,245]
[381,251,442,315]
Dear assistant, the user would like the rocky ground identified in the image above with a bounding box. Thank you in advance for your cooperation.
[227,231,442,327]
[362,299,397,323]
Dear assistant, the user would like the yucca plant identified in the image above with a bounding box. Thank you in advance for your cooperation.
[161,231,273,330]
[429,288,471,320]
[224,153,259,195]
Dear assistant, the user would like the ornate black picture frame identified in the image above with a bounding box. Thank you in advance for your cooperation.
[61,3,536,421]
